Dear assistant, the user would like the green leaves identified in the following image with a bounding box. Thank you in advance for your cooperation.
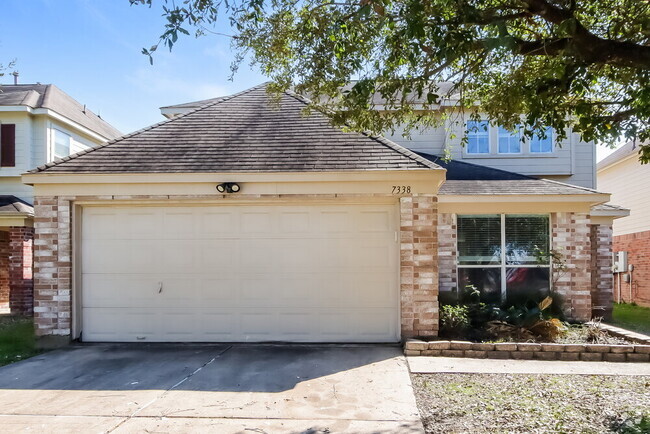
[134,0,650,157]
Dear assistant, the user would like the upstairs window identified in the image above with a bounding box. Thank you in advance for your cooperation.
[0,124,16,167]
[466,120,489,154]
[530,127,554,153]
[497,126,521,154]
[53,129,72,159]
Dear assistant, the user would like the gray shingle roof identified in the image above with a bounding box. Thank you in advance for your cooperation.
[0,196,33,215]
[0,84,121,140]
[438,179,603,195]
[29,84,440,174]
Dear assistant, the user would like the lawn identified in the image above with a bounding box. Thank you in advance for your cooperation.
[0,316,40,367]
[611,303,650,335]
[412,373,650,433]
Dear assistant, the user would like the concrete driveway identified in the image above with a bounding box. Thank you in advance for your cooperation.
[0,344,423,433]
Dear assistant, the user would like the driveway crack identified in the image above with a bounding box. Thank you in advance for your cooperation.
[106,345,232,433]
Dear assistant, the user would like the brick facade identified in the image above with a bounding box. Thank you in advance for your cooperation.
[399,195,439,338]
[34,194,441,340]
[33,197,72,336]
[437,213,457,297]
[0,231,9,311]
[590,224,614,319]
[552,213,593,321]
[613,230,650,307]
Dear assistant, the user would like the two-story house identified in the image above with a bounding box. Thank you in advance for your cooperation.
[0,83,121,314]
[597,143,650,307]
[22,83,625,343]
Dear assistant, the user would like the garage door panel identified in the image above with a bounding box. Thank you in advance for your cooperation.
[163,211,197,239]
[161,240,197,272]
[82,203,399,343]
[279,211,311,233]
[124,210,163,240]
[200,211,238,238]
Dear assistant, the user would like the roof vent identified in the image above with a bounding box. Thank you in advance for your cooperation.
[11,71,18,85]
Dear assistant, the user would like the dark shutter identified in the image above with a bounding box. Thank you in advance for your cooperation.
[1,124,16,167]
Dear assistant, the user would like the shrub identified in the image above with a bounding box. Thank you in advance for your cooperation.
[440,304,470,338]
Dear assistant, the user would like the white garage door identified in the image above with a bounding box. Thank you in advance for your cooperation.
[80,203,399,342]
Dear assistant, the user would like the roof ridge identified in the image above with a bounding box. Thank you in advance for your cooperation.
[283,88,441,171]
[27,83,271,174]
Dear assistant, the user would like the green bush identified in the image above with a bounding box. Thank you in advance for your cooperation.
[440,304,470,338]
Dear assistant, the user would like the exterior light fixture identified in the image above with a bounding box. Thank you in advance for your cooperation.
[216,182,241,193]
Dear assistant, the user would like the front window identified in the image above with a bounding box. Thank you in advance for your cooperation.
[498,126,521,154]
[466,120,490,154]
[457,214,550,305]
[530,127,554,153]
[53,129,71,159]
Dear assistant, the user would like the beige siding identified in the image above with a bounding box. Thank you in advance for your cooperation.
[386,114,597,188]
[598,156,650,236]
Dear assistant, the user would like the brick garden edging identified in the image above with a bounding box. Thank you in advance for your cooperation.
[404,339,650,362]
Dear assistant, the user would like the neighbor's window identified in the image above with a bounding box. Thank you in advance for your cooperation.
[457,214,550,305]
[530,127,554,153]
[497,126,521,154]
[53,129,72,159]
[466,120,490,154]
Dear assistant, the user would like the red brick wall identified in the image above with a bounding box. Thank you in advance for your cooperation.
[613,230,650,307]
[0,231,9,311]
[8,226,34,315]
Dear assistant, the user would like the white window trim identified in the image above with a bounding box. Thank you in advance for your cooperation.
[497,126,523,155]
[51,127,73,160]
[529,127,555,154]
[455,213,552,302]
[466,120,491,155]
[463,122,557,158]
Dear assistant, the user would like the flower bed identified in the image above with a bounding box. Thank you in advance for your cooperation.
[404,339,650,362]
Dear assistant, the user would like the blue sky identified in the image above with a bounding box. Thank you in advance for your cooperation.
[0,0,618,161]
[0,0,265,134]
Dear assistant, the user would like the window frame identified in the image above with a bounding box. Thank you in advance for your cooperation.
[52,128,72,160]
[466,120,490,155]
[497,126,522,154]
[529,127,555,154]
[456,213,552,302]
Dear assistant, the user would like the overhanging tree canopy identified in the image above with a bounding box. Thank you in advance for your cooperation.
[133,0,650,162]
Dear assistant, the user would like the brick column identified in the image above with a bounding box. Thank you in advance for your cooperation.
[8,226,34,315]
[33,196,72,337]
[552,213,592,321]
[438,213,457,300]
[590,224,613,320]
[0,231,9,311]
[400,195,439,338]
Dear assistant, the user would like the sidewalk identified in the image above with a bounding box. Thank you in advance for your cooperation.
[408,356,650,375]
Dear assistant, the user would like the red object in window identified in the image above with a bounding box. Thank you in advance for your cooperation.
[507,267,529,284]
[1,124,16,167]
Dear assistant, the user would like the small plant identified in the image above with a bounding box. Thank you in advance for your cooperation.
[585,317,609,343]
[440,304,470,338]
[486,296,567,342]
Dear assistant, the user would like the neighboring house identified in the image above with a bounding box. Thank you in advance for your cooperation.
[23,83,621,343]
[0,83,121,313]
[597,143,650,307]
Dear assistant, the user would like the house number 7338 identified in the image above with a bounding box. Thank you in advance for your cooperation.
[392,185,411,194]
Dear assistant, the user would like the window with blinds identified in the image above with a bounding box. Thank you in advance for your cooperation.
[456,214,551,305]
[505,215,549,265]
[457,215,501,265]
